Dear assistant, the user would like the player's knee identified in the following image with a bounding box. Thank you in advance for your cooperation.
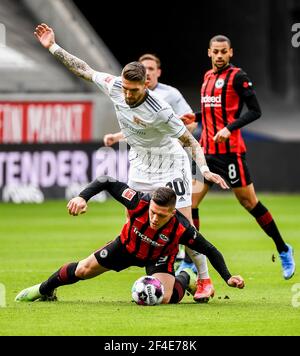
[75,260,92,279]
[162,291,172,304]
[238,197,255,211]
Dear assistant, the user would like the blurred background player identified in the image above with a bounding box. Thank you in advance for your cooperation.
[180,35,295,280]
[33,24,229,302]
[15,176,245,304]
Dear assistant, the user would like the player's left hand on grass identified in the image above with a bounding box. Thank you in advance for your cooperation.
[213,127,231,143]
[203,171,229,190]
[227,275,245,289]
[67,197,88,216]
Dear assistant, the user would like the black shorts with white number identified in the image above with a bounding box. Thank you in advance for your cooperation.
[94,237,175,275]
[194,153,252,188]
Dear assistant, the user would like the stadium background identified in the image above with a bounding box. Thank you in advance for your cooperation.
[0,0,300,202]
[1,0,300,338]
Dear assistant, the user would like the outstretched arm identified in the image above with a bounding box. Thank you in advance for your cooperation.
[178,129,229,189]
[181,227,245,289]
[34,23,94,82]
[67,176,141,216]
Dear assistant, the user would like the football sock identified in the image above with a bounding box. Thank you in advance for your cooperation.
[183,253,193,264]
[186,247,209,279]
[169,274,188,304]
[192,208,200,230]
[39,262,81,295]
[250,201,288,253]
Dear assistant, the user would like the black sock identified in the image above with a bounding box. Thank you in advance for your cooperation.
[250,201,287,253]
[169,273,189,304]
[192,208,200,230]
[39,262,81,295]
[183,252,193,264]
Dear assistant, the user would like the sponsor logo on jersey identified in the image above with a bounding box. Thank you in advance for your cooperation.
[201,94,222,107]
[133,116,147,128]
[133,227,164,247]
[243,81,253,88]
[215,78,225,89]
[122,188,137,201]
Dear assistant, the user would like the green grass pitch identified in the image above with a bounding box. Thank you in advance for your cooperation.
[0,194,299,336]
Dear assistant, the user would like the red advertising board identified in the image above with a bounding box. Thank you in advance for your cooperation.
[0,101,92,143]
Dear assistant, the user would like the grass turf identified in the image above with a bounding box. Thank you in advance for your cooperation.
[0,194,299,336]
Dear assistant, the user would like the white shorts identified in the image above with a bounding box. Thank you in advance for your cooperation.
[128,160,192,209]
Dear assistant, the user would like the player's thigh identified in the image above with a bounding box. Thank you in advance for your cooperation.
[233,183,258,211]
[76,254,109,279]
[192,179,210,207]
[177,205,193,225]
[151,272,175,304]
[94,237,137,272]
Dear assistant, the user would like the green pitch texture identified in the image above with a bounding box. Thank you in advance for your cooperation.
[0,194,299,336]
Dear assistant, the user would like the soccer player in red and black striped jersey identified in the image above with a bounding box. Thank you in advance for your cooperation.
[182,35,295,282]
[15,176,244,304]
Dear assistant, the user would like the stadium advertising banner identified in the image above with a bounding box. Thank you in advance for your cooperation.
[0,143,129,203]
[0,102,92,143]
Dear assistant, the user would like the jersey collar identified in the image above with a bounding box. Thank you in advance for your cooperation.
[213,63,233,75]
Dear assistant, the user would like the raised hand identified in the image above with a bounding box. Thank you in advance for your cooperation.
[34,23,55,49]
[103,133,116,147]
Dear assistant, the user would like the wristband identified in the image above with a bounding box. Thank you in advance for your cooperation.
[49,43,60,54]
[200,165,210,175]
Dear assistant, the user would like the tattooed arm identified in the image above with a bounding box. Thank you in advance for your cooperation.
[178,129,229,189]
[34,23,94,82]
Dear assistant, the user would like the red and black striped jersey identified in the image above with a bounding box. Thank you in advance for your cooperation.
[200,64,257,155]
[121,195,189,262]
[79,176,232,281]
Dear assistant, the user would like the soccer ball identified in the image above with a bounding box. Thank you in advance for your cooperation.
[131,276,164,306]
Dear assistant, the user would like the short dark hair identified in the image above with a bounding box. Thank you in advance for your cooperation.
[122,61,146,82]
[209,35,231,48]
[152,187,176,208]
[139,53,161,69]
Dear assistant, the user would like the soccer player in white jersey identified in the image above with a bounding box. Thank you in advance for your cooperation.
[34,23,228,302]
[103,53,193,145]
[104,53,207,293]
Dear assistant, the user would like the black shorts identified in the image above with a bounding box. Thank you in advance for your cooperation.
[94,237,175,276]
[193,153,252,188]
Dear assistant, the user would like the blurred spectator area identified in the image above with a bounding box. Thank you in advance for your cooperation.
[0,0,121,139]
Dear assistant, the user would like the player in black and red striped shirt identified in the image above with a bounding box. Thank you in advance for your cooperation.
[181,35,295,284]
[15,176,244,304]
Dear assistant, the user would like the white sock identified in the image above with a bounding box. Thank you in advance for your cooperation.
[185,247,209,279]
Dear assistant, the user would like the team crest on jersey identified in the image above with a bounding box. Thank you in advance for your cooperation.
[133,116,147,128]
[215,78,225,89]
[122,188,137,201]
[104,76,114,83]
[159,234,169,242]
